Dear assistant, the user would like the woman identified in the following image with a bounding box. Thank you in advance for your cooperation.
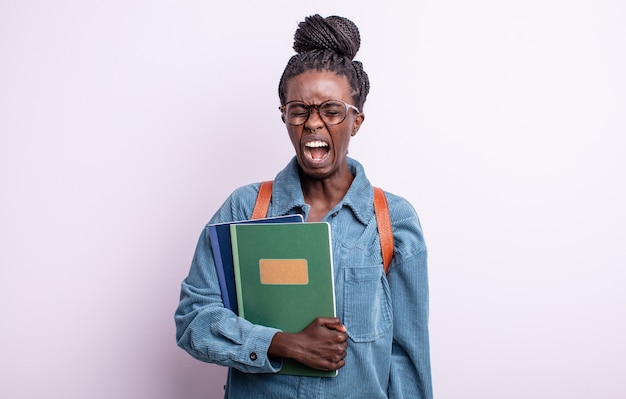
[175,14,433,398]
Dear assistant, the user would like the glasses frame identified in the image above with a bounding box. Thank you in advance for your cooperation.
[279,99,361,126]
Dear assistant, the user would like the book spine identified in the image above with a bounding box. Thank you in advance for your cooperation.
[325,222,338,319]
[208,226,231,310]
[230,224,245,318]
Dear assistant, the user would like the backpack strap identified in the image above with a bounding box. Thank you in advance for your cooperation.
[373,187,394,274]
[251,180,273,220]
[251,180,394,273]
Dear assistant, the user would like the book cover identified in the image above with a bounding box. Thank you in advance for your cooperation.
[208,214,303,314]
[230,222,337,377]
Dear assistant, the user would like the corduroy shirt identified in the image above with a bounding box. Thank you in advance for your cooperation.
[175,157,433,398]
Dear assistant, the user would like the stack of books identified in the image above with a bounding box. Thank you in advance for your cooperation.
[208,215,338,377]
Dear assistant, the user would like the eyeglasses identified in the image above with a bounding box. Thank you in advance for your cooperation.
[279,100,360,126]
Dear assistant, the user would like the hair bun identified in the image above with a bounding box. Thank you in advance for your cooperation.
[293,14,361,60]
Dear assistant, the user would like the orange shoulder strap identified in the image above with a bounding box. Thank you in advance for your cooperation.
[251,180,273,219]
[373,187,394,274]
[251,180,394,273]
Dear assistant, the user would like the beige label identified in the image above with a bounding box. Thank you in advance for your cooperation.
[259,259,309,285]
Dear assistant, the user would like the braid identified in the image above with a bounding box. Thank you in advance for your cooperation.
[278,14,370,110]
[294,15,359,58]
[351,60,370,108]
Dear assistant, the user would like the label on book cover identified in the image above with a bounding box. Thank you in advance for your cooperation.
[259,259,309,285]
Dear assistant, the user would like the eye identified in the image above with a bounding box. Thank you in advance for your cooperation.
[320,103,344,117]
[287,104,309,117]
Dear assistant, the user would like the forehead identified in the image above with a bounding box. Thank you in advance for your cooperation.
[285,71,352,103]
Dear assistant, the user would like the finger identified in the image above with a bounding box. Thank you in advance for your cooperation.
[321,318,347,333]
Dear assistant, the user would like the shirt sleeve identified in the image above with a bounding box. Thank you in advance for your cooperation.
[386,197,433,399]
[174,187,283,374]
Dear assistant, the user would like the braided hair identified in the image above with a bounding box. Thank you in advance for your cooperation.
[278,14,370,110]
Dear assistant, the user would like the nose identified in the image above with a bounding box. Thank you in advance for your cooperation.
[304,106,324,131]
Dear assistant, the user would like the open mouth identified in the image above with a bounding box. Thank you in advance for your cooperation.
[305,140,330,161]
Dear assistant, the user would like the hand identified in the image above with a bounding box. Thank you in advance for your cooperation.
[269,317,348,371]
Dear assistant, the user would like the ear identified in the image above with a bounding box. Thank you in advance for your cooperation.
[351,113,365,136]
[281,114,286,123]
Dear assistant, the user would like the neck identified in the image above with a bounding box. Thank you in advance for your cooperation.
[299,166,354,221]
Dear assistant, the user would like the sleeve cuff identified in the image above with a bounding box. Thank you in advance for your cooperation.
[236,326,283,373]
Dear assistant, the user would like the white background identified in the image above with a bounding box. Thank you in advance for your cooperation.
[1,1,624,398]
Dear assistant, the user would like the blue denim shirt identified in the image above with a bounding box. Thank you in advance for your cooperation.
[175,157,432,398]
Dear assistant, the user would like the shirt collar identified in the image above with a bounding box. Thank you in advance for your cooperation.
[272,157,375,225]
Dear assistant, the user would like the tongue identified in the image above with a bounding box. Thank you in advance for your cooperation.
[310,147,328,160]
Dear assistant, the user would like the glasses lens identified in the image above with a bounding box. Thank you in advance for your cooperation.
[319,101,347,125]
[283,101,350,126]
[285,103,310,125]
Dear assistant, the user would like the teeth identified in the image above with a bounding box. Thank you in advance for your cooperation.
[305,140,328,148]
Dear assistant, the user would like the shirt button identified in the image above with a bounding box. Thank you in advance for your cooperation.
[332,211,339,217]
[249,352,258,361]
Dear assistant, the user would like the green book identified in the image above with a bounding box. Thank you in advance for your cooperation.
[230,222,337,377]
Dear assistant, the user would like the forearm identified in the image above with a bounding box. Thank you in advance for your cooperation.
[176,281,282,373]
[175,221,282,373]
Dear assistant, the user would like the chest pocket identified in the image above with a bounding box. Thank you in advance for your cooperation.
[342,265,392,342]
